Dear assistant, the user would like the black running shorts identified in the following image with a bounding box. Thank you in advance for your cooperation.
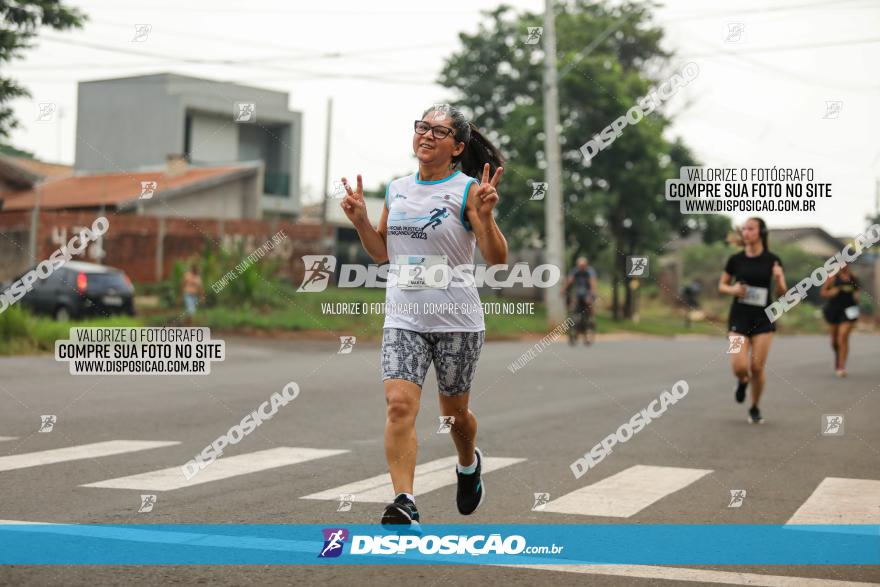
[728,303,776,337]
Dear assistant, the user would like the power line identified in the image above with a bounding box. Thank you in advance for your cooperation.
[674,30,880,91]
[69,4,480,15]
[35,28,880,88]
[39,34,273,64]
[34,35,438,85]
[657,0,876,22]
[89,18,455,62]
[694,50,879,91]
[681,36,880,57]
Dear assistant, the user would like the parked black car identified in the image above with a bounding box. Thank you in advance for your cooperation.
[5,261,135,321]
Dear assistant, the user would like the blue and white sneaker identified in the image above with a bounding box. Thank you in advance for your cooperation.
[381,494,420,528]
[456,447,485,515]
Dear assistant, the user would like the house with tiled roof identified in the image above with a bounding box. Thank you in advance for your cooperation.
[74,72,302,218]
[0,155,72,194]
[767,227,845,257]
[2,73,301,220]
[0,154,262,219]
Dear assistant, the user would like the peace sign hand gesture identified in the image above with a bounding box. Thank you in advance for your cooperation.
[340,174,369,228]
[475,163,504,221]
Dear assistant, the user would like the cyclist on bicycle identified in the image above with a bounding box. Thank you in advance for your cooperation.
[562,256,598,345]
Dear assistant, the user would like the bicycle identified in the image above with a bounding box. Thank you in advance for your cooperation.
[568,295,597,346]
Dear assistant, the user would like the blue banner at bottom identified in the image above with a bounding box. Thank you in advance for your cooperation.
[0,524,877,565]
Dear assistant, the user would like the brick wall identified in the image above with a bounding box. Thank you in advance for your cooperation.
[0,210,332,284]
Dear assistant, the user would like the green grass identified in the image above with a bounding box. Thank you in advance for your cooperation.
[1,284,833,356]
[147,288,550,339]
[0,305,142,355]
[145,285,830,340]
[772,301,827,335]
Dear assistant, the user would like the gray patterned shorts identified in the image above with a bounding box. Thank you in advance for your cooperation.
[381,328,485,396]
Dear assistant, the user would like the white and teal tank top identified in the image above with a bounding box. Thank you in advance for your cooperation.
[383,170,485,333]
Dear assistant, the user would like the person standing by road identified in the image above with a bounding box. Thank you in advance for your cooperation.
[340,104,507,527]
[182,263,204,324]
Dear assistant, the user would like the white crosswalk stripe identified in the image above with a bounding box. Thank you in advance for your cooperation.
[5,438,880,534]
[301,455,526,503]
[540,465,713,517]
[82,447,348,491]
[786,477,880,525]
[0,440,180,473]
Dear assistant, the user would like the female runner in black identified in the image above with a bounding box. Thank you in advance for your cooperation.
[820,263,860,377]
[718,218,787,424]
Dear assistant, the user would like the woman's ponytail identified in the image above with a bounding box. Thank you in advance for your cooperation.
[455,121,505,179]
[422,105,505,180]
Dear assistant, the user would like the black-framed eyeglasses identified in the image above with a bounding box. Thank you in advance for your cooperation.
[414,120,456,140]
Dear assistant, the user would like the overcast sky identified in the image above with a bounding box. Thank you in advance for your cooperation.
[7,0,880,236]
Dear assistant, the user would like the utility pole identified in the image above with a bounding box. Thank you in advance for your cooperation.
[874,179,880,218]
[56,107,64,163]
[542,0,566,323]
[320,97,334,251]
[29,181,44,266]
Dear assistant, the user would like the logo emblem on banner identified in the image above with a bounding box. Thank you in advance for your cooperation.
[319,528,349,558]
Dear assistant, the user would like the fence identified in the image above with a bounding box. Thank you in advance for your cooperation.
[0,211,333,285]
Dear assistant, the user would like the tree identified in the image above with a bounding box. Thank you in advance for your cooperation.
[0,0,87,140]
[437,0,727,319]
[700,214,733,244]
[0,143,35,157]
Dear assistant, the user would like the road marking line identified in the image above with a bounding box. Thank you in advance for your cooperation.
[0,440,179,473]
[301,456,526,502]
[494,564,880,586]
[82,447,348,491]
[0,437,17,442]
[541,464,713,517]
[787,477,880,525]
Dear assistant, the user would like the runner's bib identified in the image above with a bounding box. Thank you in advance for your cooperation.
[395,254,449,290]
[738,286,768,307]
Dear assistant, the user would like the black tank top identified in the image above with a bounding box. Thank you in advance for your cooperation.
[827,273,858,309]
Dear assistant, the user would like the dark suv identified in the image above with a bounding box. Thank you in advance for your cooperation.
[9,261,135,321]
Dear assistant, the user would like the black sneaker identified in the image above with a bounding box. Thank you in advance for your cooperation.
[748,406,764,424]
[381,494,420,527]
[735,380,748,404]
[456,447,485,515]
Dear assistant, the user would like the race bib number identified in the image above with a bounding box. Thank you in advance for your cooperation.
[844,305,860,320]
[738,286,768,307]
[395,255,449,290]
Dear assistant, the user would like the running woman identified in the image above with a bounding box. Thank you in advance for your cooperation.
[340,105,507,526]
[718,217,787,424]
[820,263,860,377]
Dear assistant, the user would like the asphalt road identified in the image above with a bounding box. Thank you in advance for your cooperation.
[0,332,878,586]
